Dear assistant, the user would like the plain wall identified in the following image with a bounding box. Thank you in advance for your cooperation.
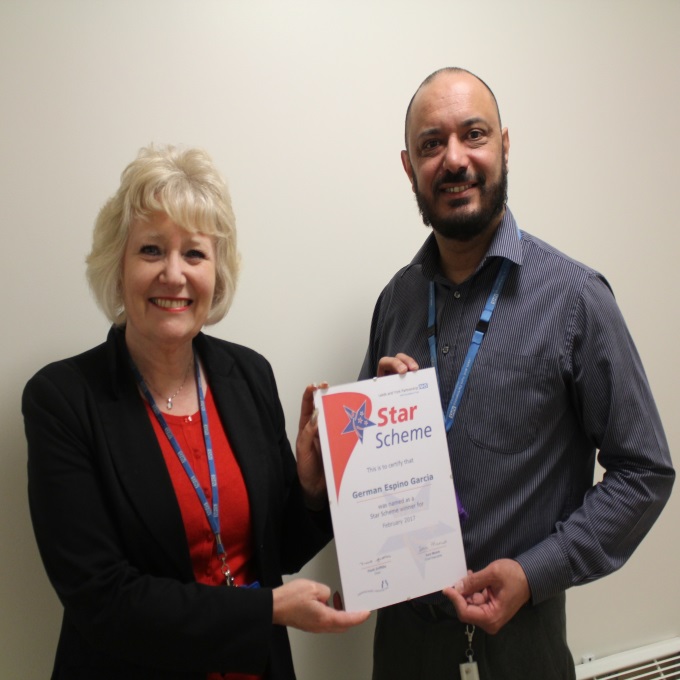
[1,1,678,677]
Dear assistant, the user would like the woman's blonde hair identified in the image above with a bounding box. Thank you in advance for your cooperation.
[86,144,240,326]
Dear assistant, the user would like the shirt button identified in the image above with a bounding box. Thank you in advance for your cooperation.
[442,345,450,355]
[453,291,461,299]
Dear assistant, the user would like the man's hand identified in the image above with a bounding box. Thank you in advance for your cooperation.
[443,559,531,634]
[377,353,420,377]
[272,579,371,633]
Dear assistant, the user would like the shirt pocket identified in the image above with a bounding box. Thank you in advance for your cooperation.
[462,350,550,455]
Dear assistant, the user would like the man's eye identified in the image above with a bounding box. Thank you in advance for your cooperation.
[468,130,484,141]
[422,139,440,151]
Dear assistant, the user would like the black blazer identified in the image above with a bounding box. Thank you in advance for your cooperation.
[23,327,332,680]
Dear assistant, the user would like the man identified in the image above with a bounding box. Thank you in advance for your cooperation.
[359,67,674,679]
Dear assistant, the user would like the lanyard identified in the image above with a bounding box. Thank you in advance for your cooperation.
[428,256,514,433]
[428,236,520,520]
[130,356,237,587]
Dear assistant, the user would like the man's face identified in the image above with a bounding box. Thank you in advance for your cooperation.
[402,71,509,241]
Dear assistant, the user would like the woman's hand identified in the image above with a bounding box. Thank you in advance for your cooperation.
[272,579,370,633]
[296,383,327,510]
[377,353,419,377]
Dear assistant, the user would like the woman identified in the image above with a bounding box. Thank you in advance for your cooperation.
[23,145,368,680]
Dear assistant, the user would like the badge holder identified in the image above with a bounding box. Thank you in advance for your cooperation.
[459,624,480,680]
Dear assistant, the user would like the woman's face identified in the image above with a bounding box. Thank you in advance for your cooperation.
[122,212,216,352]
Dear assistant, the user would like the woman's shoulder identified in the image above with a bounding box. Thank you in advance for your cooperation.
[197,333,272,371]
[197,334,281,410]
[27,340,109,386]
[22,340,114,422]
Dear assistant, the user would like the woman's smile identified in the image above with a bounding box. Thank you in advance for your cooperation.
[122,212,216,352]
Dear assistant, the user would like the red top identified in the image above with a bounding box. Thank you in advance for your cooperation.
[146,388,262,680]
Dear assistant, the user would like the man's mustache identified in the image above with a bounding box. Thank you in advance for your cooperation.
[434,169,483,192]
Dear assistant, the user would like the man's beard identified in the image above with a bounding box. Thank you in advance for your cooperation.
[414,162,508,241]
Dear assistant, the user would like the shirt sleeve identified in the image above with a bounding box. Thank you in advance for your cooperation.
[515,273,674,603]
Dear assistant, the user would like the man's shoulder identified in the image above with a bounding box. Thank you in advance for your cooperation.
[380,235,436,292]
[371,261,429,314]
[520,230,604,281]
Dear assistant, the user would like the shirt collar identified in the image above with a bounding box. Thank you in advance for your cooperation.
[408,206,523,281]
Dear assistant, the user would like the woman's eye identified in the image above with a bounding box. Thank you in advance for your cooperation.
[140,245,161,256]
[186,249,206,260]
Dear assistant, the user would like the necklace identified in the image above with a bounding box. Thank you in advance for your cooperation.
[144,355,193,410]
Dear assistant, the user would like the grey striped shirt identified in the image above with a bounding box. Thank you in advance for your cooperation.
[359,207,674,604]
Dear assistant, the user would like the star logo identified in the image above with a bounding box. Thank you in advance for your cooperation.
[341,401,375,442]
[321,391,375,501]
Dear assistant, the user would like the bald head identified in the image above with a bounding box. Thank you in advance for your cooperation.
[404,67,502,151]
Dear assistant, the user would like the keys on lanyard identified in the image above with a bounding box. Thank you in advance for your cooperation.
[459,625,480,680]
[220,554,235,587]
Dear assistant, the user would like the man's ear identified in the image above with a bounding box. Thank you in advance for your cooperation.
[401,150,416,192]
[502,127,510,168]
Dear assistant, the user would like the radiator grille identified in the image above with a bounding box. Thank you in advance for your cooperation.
[576,638,680,680]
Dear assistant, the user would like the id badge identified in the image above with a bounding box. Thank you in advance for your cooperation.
[459,660,480,680]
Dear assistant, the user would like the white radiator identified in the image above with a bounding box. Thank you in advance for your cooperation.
[575,637,680,680]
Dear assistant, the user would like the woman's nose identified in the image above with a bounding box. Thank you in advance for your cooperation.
[159,252,185,286]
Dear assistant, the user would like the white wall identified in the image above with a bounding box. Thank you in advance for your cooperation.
[1,1,678,677]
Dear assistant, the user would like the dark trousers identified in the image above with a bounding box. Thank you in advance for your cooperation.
[372,593,576,680]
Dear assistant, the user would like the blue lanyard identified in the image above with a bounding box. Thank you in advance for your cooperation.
[428,233,521,433]
[130,356,238,586]
[428,256,514,433]
[428,236,520,520]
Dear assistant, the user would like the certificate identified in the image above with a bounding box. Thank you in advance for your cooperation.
[314,368,467,612]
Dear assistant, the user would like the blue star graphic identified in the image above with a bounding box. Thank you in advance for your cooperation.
[341,401,375,442]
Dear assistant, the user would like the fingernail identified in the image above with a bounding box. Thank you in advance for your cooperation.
[310,409,318,427]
